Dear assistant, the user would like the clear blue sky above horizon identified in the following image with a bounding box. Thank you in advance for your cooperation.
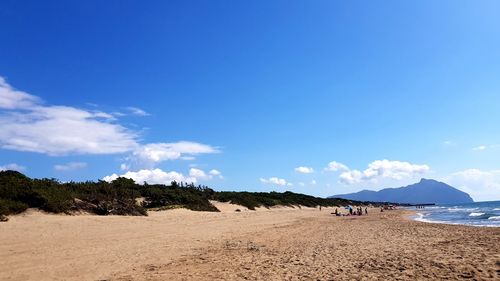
[1,1,500,201]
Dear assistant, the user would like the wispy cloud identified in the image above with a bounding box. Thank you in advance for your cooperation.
[0,77,138,155]
[0,77,40,109]
[54,162,87,171]
[125,106,150,116]
[473,144,499,151]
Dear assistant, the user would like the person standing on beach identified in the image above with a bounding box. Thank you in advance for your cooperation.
[365,207,368,215]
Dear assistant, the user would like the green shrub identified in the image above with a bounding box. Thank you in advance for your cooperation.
[142,184,219,212]
[31,179,73,213]
[0,198,29,215]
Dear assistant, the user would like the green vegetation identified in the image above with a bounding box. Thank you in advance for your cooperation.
[213,191,356,210]
[0,170,376,220]
[0,171,143,216]
[0,170,217,217]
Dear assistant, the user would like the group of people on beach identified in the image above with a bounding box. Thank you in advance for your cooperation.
[332,206,368,216]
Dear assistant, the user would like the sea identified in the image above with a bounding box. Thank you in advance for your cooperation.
[412,200,500,227]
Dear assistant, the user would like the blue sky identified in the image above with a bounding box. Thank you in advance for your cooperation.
[1,1,500,201]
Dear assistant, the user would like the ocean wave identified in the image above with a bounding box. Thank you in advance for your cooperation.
[414,213,457,225]
[414,214,499,227]
[488,216,500,220]
[469,212,485,217]
[447,207,478,212]
[493,208,500,211]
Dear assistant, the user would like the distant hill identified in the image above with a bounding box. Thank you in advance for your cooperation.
[330,179,474,204]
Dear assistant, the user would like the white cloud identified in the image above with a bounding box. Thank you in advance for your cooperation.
[103,167,222,185]
[324,161,349,172]
[189,168,208,179]
[209,169,224,179]
[209,169,221,176]
[0,77,40,109]
[338,160,430,185]
[260,177,288,186]
[54,162,87,171]
[0,77,138,155]
[103,168,197,185]
[120,163,130,171]
[298,182,305,187]
[294,166,314,174]
[310,179,317,185]
[0,163,25,172]
[130,141,219,167]
[125,106,150,116]
[473,144,499,151]
[445,169,500,201]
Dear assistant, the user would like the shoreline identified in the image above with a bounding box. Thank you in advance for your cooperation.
[1,205,499,280]
[408,207,500,228]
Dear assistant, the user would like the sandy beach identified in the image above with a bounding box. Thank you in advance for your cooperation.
[1,203,499,281]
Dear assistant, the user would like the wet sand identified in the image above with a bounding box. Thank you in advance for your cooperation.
[1,204,499,280]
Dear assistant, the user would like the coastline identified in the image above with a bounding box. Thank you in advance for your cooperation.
[1,205,499,280]
[409,202,500,228]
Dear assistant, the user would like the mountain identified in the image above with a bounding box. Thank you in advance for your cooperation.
[330,179,474,204]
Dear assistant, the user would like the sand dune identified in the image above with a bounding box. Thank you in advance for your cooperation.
[1,205,499,280]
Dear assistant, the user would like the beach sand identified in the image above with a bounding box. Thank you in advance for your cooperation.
[1,203,499,280]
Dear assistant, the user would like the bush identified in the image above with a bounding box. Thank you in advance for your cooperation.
[0,198,29,215]
[142,184,219,212]
[30,179,73,213]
